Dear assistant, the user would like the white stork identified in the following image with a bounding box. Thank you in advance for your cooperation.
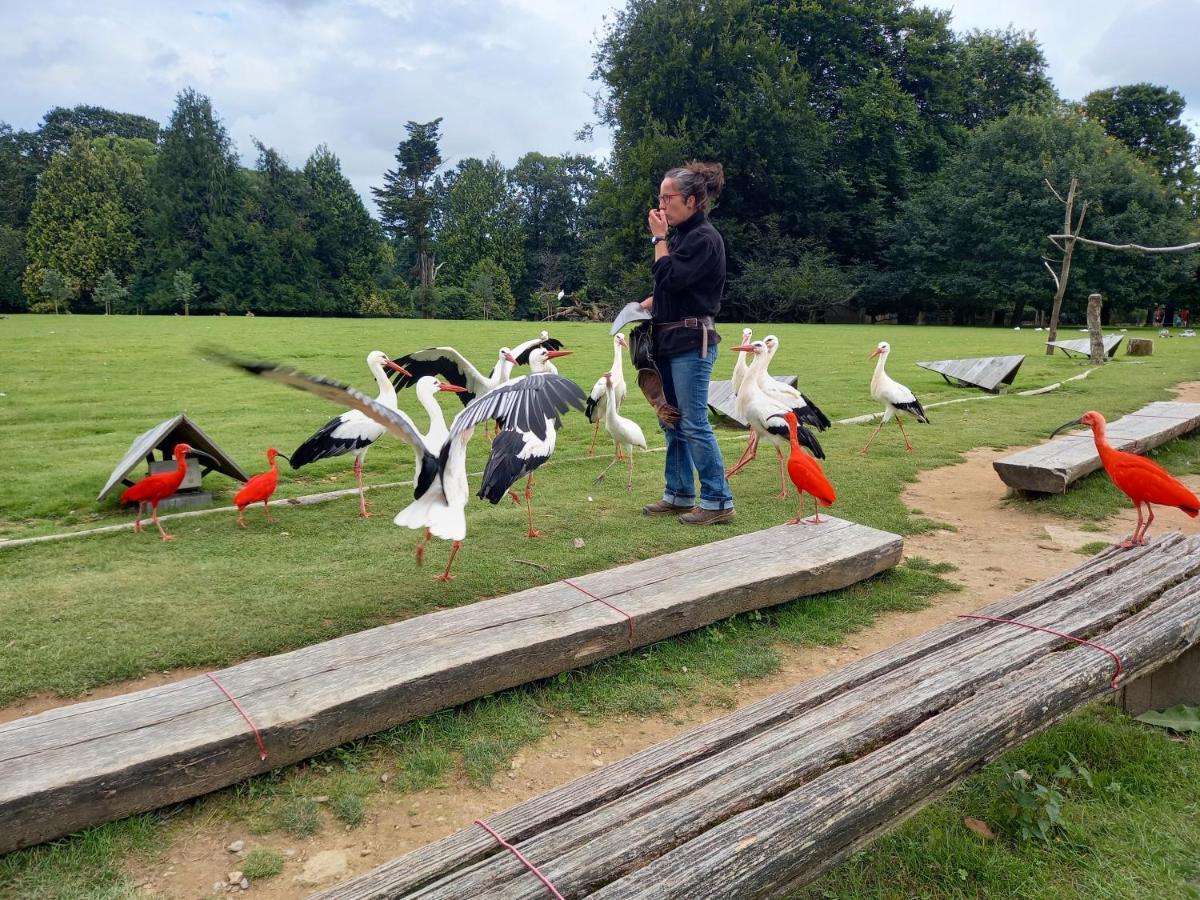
[584,333,630,456]
[391,332,564,405]
[730,327,754,396]
[592,370,646,491]
[288,350,408,518]
[726,340,825,498]
[475,347,583,538]
[862,340,930,454]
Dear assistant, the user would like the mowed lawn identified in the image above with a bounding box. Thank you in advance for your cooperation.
[0,314,1197,705]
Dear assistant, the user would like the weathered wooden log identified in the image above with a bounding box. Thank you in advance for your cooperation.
[0,519,900,855]
[316,536,1198,900]
[993,401,1200,493]
[1126,337,1154,356]
[589,568,1200,899]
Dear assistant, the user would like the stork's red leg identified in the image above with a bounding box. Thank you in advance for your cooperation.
[725,431,758,478]
[416,528,431,565]
[151,502,174,541]
[435,540,461,581]
[860,420,885,455]
[896,417,913,452]
[587,420,600,456]
[774,448,789,500]
[354,457,370,518]
[525,474,542,538]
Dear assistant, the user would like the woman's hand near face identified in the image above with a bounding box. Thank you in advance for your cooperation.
[648,208,668,238]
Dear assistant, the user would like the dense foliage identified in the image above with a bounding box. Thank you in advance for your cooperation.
[2,0,1196,321]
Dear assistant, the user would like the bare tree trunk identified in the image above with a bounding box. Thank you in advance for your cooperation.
[1044,178,1087,354]
[1087,293,1105,365]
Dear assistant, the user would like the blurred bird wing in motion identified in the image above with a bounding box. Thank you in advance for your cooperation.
[211,352,427,452]
[610,301,652,336]
[511,334,565,365]
[449,372,586,442]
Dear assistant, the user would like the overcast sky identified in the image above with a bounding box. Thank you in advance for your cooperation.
[3,0,1197,210]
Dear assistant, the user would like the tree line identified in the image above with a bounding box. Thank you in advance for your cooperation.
[2,0,1197,323]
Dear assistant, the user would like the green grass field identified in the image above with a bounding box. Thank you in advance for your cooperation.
[1,314,1198,898]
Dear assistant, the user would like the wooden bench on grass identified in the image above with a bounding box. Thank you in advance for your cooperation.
[707,376,796,427]
[993,400,1200,494]
[916,355,1025,393]
[0,518,901,855]
[1046,334,1124,359]
[317,534,1200,900]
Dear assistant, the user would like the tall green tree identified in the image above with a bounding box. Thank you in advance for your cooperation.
[29,105,159,161]
[21,135,155,305]
[305,145,388,310]
[93,269,129,315]
[436,156,524,290]
[463,258,516,320]
[140,88,243,311]
[954,29,1056,129]
[373,119,443,286]
[883,110,1194,324]
[1082,84,1197,195]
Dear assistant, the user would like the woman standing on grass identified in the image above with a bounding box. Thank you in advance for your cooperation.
[639,161,735,526]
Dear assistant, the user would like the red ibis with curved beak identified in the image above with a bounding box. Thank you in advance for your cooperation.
[862,340,929,454]
[120,442,218,540]
[234,448,291,527]
[1052,410,1200,547]
[782,411,836,524]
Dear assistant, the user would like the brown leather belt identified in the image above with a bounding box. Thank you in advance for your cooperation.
[655,316,715,356]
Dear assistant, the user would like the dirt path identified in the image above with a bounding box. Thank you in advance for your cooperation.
[27,385,1200,896]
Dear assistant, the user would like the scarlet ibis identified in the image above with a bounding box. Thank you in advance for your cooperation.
[289,350,407,517]
[593,370,647,491]
[730,327,754,396]
[1052,410,1200,547]
[725,341,824,499]
[234,448,290,527]
[782,411,836,524]
[476,348,584,537]
[120,443,218,540]
[862,341,929,454]
[585,333,630,457]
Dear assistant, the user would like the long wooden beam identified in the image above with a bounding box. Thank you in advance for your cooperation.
[0,518,900,855]
[318,535,1200,899]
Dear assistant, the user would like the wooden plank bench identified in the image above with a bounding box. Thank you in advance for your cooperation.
[707,376,797,426]
[993,400,1200,494]
[916,355,1025,392]
[0,518,901,855]
[317,534,1200,900]
[1046,334,1124,358]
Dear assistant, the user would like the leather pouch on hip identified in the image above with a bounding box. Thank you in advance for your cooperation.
[629,322,681,427]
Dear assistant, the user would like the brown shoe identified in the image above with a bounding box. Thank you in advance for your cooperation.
[679,507,736,526]
[642,500,695,516]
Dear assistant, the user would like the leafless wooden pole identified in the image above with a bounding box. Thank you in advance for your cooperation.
[1044,178,1087,354]
[1087,293,1105,365]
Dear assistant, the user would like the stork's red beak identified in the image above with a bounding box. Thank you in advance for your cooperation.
[868,348,882,359]
[546,350,573,359]
[439,382,467,393]
[731,345,756,352]
[504,353,518,364]
[384,360,413,378]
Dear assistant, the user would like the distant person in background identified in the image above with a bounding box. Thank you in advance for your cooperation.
[1153,304,1165,326]
[1182,309,1190,328]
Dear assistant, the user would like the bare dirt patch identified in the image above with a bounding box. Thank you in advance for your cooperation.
[34,384,1200,897]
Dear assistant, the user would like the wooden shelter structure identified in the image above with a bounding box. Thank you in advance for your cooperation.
[97,413,247,506]
[0,518,901,854]
[1045,334,1124,358]
[916,355,1025,392]
[993,401,1200,494]
[318,535,1200,899]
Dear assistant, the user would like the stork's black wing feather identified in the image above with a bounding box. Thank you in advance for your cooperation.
[766,417,826,459]
[512,337,565,365]
[449,373,585,442]
[388,347,480,405]
[476,431,538,503]
[290,414,373,468]
[895,399,929,423]
[799,393,832,431]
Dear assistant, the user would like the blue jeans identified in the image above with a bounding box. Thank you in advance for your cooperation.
[658,344,734,511]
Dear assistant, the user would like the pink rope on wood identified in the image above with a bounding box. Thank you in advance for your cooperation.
[206,673,269,760]
[958,613,1124,689]
[563,579,635,642]
[474,819,566,899]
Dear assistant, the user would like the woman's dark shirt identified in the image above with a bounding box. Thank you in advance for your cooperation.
[650,210,725,357]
